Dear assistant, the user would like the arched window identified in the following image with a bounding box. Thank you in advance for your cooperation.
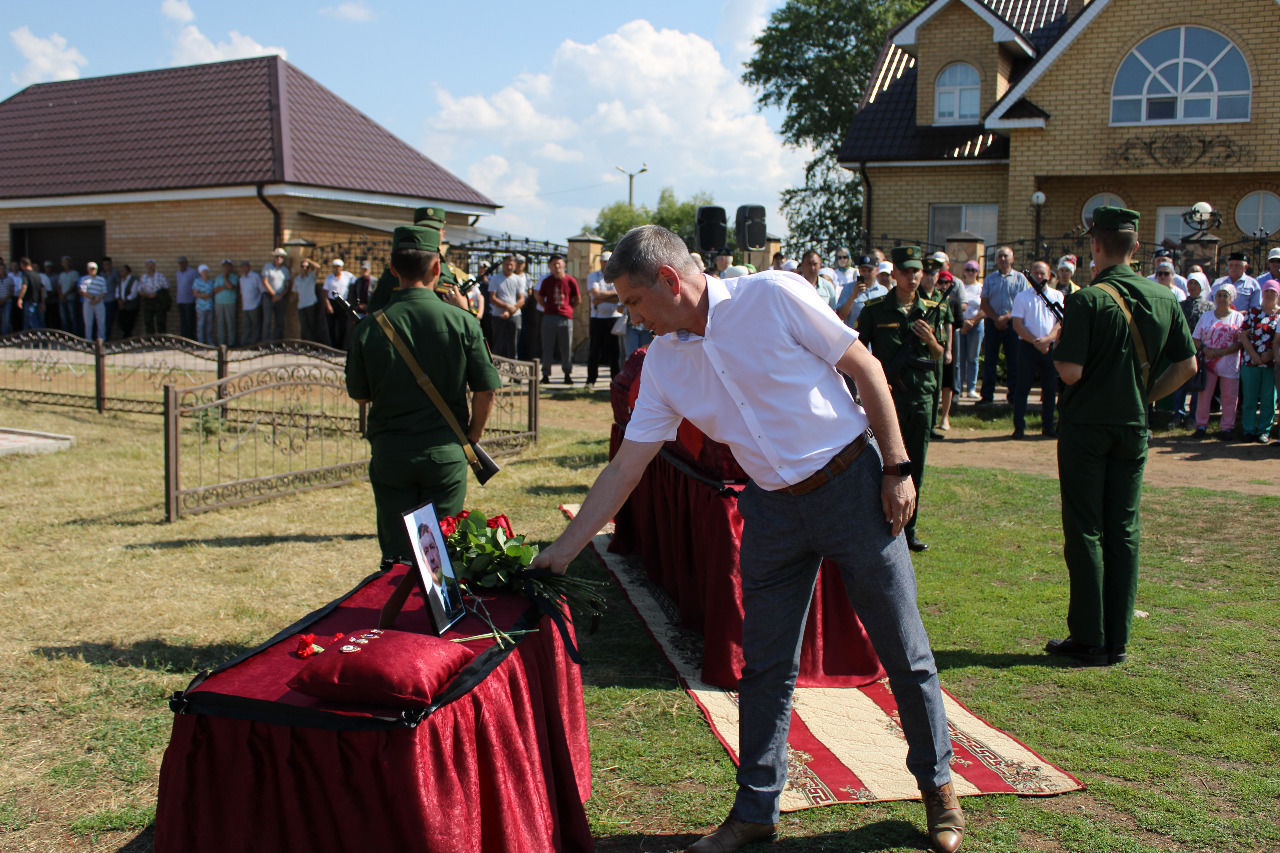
[1111,26,1251,125]
[935,63,980,124]
[1235,191,1280,237]
[1081,193,1126,228]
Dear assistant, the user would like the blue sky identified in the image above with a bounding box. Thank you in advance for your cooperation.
[2,0,807,243]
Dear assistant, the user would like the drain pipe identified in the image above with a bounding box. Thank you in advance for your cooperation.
[256,183,282,249]
[859,162,873,243]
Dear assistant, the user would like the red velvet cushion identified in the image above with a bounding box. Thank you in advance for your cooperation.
[287,629,477,708]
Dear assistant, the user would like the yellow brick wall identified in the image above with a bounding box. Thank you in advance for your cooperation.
[1005,0,1280,241]
[865,163,1008,243]
[915,2,1011,127]
[869,0,1280,255]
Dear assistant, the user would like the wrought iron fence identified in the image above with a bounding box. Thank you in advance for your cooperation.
[164,363,368,520]
[0,332,350,414]
[162,354,539,520]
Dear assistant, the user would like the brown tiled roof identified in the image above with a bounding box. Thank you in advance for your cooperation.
[840,0,1076,164]
[0,55,495,209]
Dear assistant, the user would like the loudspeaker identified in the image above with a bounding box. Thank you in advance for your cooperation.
[695,206,727,254]
[735,205,767,251]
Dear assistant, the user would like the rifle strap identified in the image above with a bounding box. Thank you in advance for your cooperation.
[373,310,479,469]
[1094,283,1150,390]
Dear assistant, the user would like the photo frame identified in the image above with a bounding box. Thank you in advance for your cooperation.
[403,502,467,635]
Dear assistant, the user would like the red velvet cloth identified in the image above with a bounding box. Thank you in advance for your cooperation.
[608,350,885,690]
[154,566,593,853]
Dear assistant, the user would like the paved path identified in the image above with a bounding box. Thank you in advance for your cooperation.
[0,428,74,456]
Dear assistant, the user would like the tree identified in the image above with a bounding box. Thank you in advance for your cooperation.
[743,0,927,254]
[587,187,714,250]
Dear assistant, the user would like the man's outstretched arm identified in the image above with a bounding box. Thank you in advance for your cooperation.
[529,438,664,574]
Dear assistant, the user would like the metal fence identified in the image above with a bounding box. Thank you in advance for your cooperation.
[0,331,349,414]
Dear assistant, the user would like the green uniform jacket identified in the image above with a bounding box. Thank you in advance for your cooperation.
[1055,264,1196,428]
[345,288,501,446]
[856,288,948,399]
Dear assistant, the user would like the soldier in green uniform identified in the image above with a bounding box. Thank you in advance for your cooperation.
[367,207,469,315]
[1047,207,1196,666]
[857,245,947,552]
[345,223,502,564]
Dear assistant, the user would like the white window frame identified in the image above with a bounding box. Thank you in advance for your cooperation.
[934,63,981,125]
[1234,191,1280,238]
[1110,26,1251,127]
[1155,205,1195,247]
[929,203,998,253]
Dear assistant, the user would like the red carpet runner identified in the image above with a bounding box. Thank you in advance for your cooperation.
[568,507,1084,810]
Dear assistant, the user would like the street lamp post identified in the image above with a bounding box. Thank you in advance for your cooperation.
[616,163,648,208]
[1031,191,1046,261]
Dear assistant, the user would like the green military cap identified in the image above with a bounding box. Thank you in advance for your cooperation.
[413,206,447,228]
[392,225,440,253]
[438,262,458,286]
[1090,205,1140,232]
[890,245,923,271]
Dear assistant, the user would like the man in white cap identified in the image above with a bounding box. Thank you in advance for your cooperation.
[324,259,355,349]
[261,248,292,341]
[78,261,108,340]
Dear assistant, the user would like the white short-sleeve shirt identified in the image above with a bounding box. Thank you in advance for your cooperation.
[624,271,867,490]
[1010,286,1064,340]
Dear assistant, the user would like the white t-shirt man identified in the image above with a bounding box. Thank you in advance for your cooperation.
[587,269,621,319]
[325,270,355,301]
[1010,285,1064,340]
[238,270,264,310]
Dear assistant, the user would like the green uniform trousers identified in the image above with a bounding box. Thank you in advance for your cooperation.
[369,437,467,562]
[1056,423,1146,650]
[892,389,932,542]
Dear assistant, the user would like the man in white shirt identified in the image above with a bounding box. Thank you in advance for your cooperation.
[486,254,525,359]
[586,250,622,386]
[530,225,962,853]
[1009,260,1064,438]
[324,259,355,349]
[1210,251,1261,311]
[261,248,292,342]
[237,260,264,346]
[139,259,170,334]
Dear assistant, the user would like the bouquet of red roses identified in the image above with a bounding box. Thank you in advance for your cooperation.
[439,511,607,621]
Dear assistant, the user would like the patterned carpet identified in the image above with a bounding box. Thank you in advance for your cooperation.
[576,515,1084,809]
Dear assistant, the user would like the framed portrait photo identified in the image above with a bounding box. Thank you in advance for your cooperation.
[402,502,467,635]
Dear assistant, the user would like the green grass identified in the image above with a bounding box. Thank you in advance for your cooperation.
[0,396,1276,852]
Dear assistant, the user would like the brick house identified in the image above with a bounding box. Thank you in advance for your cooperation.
[839,0,1280,270]
[0,55,496,275]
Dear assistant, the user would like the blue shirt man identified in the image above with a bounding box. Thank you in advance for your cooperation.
[978,246,1029,403]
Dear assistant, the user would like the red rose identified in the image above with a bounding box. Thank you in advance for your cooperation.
[439,515,457,538]
[487,514,515,538]
[457,510,470,519]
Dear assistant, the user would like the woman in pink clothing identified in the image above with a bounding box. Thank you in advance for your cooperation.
[1191,284,1243,438]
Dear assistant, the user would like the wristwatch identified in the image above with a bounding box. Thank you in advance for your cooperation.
[883,460,913,477]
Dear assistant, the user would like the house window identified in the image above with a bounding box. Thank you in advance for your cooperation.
[929,204,998,253]
[1155,206,1195,247]
[935,63,980,124]
[1111,26,1251,125]
[1235,191,1280,237]
[1082,193,1125,228]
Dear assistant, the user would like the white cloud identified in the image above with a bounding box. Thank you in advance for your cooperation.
[422,17,805,242]
[9,26,88,86]
[161,0,195,23]
[717,0,771,66]
[535,143,584,164]
[172,25,286,64]
[320,2,375,22]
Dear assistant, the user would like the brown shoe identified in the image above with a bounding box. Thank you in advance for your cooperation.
[685,814,778,852]
[921,782,965,853]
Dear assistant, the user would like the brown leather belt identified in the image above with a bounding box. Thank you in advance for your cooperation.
[779,431,871,496]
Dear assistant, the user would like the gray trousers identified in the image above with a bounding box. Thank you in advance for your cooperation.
[541,314,572,379]
[214,302,237,346]
[241,305,262,346]
[732,440,953,824]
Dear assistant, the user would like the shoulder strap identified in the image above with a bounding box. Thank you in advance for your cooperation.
[373,310,479,469]
[1094,283,1150,389]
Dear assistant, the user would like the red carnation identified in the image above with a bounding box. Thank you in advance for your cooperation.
[295,633,318,659]
[457,510,470,519]
[487,514,515,538]
[439,515,458,538]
